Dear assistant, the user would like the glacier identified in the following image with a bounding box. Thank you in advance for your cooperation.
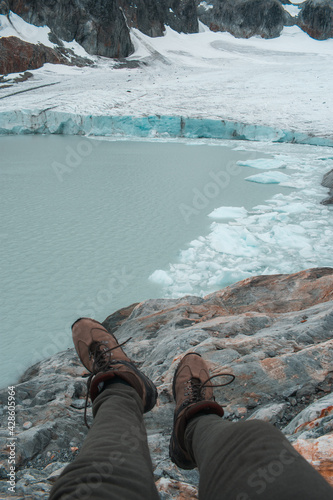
[1,110,333,147]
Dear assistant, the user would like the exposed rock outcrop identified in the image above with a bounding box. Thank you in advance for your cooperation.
[2,0,333,78]
[197,0,288,38]
[0,36,93,76]
[118,0,198,37]
[1,267,333,498]
[166,0,199,34]
[118,0,166,37]
[298,0,333,40]
[0,0,9,15]
[321,168,333,205]
[8,0,134,58]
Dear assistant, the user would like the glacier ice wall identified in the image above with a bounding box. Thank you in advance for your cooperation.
[0,110,333,147]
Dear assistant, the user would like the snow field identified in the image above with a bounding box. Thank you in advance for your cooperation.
[1,16,333,143]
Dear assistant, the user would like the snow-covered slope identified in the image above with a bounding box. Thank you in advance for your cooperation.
[1,17,333,143]
[0,12,90,57]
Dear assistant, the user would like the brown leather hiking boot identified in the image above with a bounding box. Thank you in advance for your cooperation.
[72,318,157,424]
[169,352,235,469]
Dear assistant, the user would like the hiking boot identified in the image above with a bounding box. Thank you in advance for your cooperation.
[72,318,157,423]
[169,352,235,469]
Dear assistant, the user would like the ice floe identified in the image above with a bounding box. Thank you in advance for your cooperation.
[150,142,333,297]
[208,206,248,219]
[245,171,291,184]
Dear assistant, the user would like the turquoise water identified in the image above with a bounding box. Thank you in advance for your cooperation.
[0,136,293,387]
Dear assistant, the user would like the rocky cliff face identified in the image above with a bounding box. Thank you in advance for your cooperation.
[197,0,288,38]
[298,0,333,40]
[2,0,333,76]
[8,0,133,58]
[321,169,333,205]
[118,0,198,37]
[1,268,333,498]
[0,36,92,75]
[0,0,9,15]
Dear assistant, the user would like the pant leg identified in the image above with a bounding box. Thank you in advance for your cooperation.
[49,382,160,500]
[184,414,333,500]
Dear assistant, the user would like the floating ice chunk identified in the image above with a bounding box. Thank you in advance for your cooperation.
[237,159,286,170]
[276,203,311,214]
[300,221,321,229]
[180,247,198,262]
[149,270,173,285]
[196,261,221,271]
[271,225,311,250]
[208,206,248,219]
[255,211,282,223]
[252,204,272,211]
[207,269,252,287]
[189,239,205,248]
[245,171,290,184]
[208,224,259,257]
[188,273,203,282]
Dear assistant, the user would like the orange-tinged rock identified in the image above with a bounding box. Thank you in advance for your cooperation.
[293,435,333,487]
[156,478,198,499]
[206,268,333,314]
[261,358,287,380]
[0,36,69,75]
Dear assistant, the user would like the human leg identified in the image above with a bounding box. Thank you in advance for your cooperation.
[185,415,333,500]
[49,318,159,500]
[50,381,159,500]
[170,353,333,500]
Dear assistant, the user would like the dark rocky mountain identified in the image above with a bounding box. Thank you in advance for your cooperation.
[0,36,93,75]
[321,168,333,205]
[298,0,333,39]
[8,0,133,58]
[197,0,288,38]
[1,268,333,498]
[118,0,198,37]
[0,0,9,15]
[1,0,333,74]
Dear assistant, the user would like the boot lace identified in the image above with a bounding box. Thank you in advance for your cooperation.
[184,373,235,405]
[83,337,132,428]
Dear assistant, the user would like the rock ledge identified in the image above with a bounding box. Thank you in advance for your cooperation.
[1,267,333,498]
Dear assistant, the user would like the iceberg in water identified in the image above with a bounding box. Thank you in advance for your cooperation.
[237,159,286,169]
[207,224,259,257]
[245,171,290,184]
[208,206,248,219]
[148,269,173,286]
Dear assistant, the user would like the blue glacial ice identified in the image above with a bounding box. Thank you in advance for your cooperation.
[208,206,248,219]
[245,171,291,184]
[1,110,333,147]
[237,158,287,169]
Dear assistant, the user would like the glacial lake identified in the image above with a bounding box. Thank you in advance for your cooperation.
[1,135,332,388]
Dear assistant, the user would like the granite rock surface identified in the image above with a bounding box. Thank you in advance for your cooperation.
[8,0,133,58]
[197,0,289,38]
[2,0,333,76]
[321,169,333,205]
[298,0,333,40]
[0,36,93,75]
[0,267,333,498]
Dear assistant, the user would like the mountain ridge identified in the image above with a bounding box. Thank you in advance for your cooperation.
[1,0,333,75]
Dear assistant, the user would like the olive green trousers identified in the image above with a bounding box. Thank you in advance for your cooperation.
[50,382,333,500]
